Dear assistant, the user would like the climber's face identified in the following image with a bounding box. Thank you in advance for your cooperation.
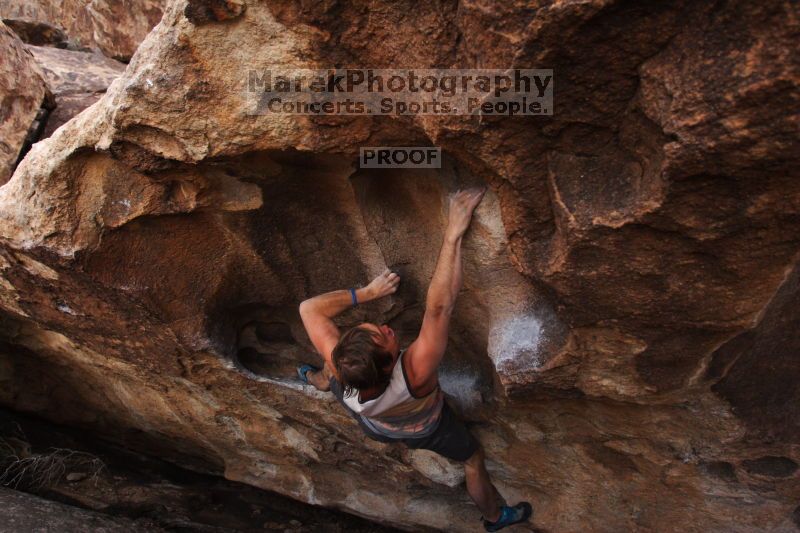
[359,322,400,359]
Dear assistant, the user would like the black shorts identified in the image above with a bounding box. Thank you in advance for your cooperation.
[329,377,479,462]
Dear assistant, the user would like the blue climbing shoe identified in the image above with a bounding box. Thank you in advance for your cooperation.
[296,364,320,384]
[483,502,533,532]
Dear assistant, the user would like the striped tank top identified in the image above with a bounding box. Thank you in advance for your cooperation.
[342,350,444,439]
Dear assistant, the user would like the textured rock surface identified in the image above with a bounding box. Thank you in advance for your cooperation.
[26,45,126,95]
[0,409,400,532]
[1,17,69,47]
[0,21,51,185]
[0,0,165,61]
[0,487,164,532]
[39,93,105,141]
[25,44,126,139]
[0,1,799,532]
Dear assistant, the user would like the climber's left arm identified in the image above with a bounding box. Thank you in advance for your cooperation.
[298,270,400,364]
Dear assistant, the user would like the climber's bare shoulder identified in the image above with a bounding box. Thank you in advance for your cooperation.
[403,344,439,397]
[402,312,447,396]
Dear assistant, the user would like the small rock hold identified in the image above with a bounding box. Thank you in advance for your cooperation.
[698,461,738,483]
[184,0,246,25]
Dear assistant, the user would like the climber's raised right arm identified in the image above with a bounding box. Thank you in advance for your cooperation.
[405,188,485,392]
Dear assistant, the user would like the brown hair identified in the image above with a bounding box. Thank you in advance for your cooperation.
[332,326,394,397]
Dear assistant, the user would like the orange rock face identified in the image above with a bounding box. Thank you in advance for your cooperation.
[0,1,799,531]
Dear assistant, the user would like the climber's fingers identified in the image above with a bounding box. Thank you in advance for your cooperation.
[367,269,400,298]
[466,187,487,209]
[450,187,486,209]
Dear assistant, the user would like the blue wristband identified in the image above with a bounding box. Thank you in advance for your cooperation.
[350,288,358,307]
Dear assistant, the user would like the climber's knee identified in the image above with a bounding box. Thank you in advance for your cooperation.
[464,446,485,472]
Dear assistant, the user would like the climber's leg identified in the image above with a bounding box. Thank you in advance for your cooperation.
[465,448,534,531]
[464,447,502,522]
[401,401,508,519]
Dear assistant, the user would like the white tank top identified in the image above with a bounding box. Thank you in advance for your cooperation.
[342,351,444,438]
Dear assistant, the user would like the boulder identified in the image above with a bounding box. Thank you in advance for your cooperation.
[0,0,165,61]
[0,0,799,531]
[24,45,126,137]
[1,17,70,47]
[0,21,51,184]
[26,45,126,95]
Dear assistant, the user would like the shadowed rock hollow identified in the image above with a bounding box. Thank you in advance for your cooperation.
[0,0,799,531]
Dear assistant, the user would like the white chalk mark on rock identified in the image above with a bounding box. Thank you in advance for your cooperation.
[439,370,482,411]
[56,302,77,315]
[488,314,544,372]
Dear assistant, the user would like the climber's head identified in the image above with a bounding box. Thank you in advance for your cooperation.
[331,323,399,396]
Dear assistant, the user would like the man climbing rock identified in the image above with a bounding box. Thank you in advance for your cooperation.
[297,188,532,531]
